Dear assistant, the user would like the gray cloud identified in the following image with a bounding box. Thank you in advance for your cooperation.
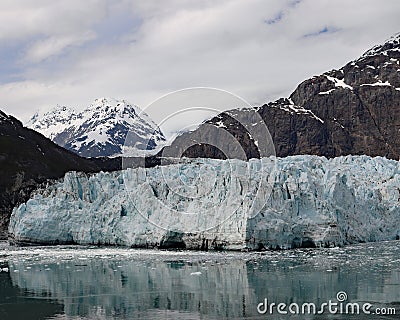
[0,0,399,124]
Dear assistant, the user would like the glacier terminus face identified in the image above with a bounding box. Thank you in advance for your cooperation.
[8,155,400,250]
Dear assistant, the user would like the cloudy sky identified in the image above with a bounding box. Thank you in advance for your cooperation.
[1,0,399,123]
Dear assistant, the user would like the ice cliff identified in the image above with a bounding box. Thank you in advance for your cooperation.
[8,155,400,250]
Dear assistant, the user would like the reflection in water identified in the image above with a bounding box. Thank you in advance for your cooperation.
[0,263,63,319]
[8,259,252,319]
[0,241,399,319]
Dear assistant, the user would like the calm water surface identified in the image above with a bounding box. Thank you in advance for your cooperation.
[0,240,399,319]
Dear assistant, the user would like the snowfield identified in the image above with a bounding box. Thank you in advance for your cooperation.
[8,155,400,250]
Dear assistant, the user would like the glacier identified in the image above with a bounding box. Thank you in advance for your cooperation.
[8,155,400,250]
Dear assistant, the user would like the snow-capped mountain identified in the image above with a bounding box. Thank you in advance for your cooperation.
[27,98,166,158]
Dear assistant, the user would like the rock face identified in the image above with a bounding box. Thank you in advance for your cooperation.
[9,155,400,250]
[0,110,122,238]
[163,33,400,160]
[27,98,166,158]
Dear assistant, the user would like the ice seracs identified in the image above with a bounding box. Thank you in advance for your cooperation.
[8,155,400,250]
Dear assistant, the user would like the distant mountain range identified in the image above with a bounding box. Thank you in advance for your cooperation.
[27,33,400,161]
[162,32,400,160]
[27,98,166,158]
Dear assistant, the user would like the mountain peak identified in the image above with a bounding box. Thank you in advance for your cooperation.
[27,98,165,157]
[361,32,400,58]
[91,97,130,111]
[27,105,77,140]
[28,104,76,123]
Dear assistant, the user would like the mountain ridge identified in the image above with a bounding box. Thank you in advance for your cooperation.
[161,32,400,160]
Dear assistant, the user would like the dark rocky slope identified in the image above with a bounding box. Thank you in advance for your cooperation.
[0,111,123,238]
[161,33,400,160]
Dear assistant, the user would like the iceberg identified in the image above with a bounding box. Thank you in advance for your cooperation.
[8,155,400,250]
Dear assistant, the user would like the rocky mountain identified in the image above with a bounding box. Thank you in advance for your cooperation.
[0,110,122,238]
[161,32,400,160]
[27,98,166,158]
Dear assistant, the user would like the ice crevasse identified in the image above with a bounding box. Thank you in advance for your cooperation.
[8,155,400,250]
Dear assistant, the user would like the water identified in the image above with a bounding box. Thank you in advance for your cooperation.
[0,241,399,320]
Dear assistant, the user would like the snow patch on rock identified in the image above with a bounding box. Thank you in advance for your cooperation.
[325,75,353,90]
[360,81,392,87]
[269,100,324,123]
